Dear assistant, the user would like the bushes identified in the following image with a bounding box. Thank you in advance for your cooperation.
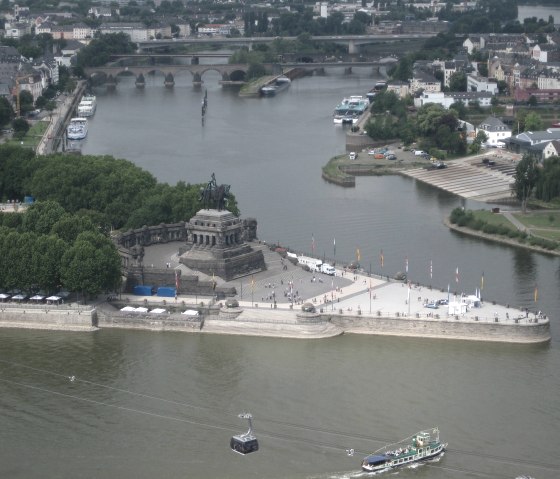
[449,207,558,251]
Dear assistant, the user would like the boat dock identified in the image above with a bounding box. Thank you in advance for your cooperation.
[401,151,520,202]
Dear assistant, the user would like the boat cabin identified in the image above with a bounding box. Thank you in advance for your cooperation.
[362,454,390,468]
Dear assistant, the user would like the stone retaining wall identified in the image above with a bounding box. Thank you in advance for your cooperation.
[97,313,202,332]
[329,314,550,344]
[0,307,96,331]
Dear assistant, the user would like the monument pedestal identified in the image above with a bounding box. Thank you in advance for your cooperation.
[179,209,265,281]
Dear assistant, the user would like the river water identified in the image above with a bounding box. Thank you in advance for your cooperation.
[1,68,559,479]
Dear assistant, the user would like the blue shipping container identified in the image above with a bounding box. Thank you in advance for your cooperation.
[133,285,154,296]
[157,287,176,297]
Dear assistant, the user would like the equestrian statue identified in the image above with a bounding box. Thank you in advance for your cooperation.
[199,173,231,211]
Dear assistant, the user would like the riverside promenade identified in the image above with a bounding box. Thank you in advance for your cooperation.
[102,242,550,344]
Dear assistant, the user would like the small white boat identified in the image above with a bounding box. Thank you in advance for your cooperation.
[67,118,88,140]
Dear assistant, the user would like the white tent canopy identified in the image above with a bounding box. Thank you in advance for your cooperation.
[182,309,200,316]
[150,308,166,314]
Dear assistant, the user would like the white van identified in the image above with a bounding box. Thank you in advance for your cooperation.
[349,152,357,160]
[414,150,426,156]
[320,263,335,275]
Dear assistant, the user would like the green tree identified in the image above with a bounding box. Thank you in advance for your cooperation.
[449,71,467,91]
[12,117,30,139]
[528,95,537,107]
[512,154,539,213]
[61,231,122,299]
[470,130,488,153]
[524,112,543,132]
[17,90,34,114]
[0,96,13,127]
[21,200,66,235]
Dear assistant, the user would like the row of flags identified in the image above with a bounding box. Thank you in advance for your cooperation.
[311,235,539,302]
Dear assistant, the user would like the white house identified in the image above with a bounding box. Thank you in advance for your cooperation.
[542,140,560,158]
[476,116,512,147]
[467,74,498,94]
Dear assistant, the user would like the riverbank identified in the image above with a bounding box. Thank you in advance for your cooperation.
[0,243,550,344]
[322,146,431,187]
[444,215,560,257]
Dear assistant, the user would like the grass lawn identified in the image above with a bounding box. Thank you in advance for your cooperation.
[471,210,516,228]
[8,120,49,150]
[513,212,560,229]
[532,229,560,241]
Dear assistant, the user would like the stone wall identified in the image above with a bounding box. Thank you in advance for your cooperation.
[329,314,550,344]
[0,306,96,330]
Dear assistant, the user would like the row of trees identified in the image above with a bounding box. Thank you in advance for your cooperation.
[0,145,239,231]
[514,155,560,209]
[0,201,121,296]
[365,93,467,157]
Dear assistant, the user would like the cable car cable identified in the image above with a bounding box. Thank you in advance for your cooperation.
[1,359,558,474]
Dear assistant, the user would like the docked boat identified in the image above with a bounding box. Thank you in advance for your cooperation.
[77,95,96,117]
[261,75,291,96]
[333,95,369,124]
[362,428,446,473]
[67,118,88,140]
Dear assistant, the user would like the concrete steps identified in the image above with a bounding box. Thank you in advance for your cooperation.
[403,159,515,201]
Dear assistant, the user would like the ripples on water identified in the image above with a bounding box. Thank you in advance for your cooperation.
[1,68,558,478]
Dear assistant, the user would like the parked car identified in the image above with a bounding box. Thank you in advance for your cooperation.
[414,150,426,156]
[349,152,357,160]
[386,154,397,160]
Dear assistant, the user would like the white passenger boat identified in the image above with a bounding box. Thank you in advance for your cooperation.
[77,95,96,117]
[67,117,88,140]
[333,95,369,124]
[362,428,446,473]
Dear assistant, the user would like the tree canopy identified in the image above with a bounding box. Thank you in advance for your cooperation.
[0,146,239,231]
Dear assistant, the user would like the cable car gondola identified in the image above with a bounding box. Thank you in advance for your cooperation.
[230,413,259,454]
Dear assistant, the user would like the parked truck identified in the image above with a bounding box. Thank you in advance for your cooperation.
[320,263,336,275]
[298,255,323,272]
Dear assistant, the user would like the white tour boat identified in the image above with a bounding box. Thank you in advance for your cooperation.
[77,95,96,117]
[67,118,88,140]
[362,428,446,473]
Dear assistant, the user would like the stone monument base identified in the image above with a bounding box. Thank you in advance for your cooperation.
[179,209,266,281]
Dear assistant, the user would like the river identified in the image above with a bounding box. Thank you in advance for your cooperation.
[518,4,560,22]
[1,68,559,479]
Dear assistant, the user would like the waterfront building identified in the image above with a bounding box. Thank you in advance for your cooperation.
[476,116,512,147]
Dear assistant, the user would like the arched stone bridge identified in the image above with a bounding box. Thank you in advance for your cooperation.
[84,63,250,86]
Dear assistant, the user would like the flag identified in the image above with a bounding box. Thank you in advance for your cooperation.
[405,256,408,274]
[455,267,459,284]
[333,237,336,257]
[380,249,384,268]
[356,248,361,262]
[430,260,433,279]
[481,272,484,291]
[369,278,372,298]
[534,285,538,302]
[251,275,255,291]
[175,270,180,292]
[312,234,315,254]
[407,280,411,303]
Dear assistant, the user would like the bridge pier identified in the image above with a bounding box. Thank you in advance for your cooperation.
[135,73,145,88]
[192,72,203,87]
[348,40,360,55]
[344,67,352,74]
[106,74,117,90]
[164,73,174,88]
